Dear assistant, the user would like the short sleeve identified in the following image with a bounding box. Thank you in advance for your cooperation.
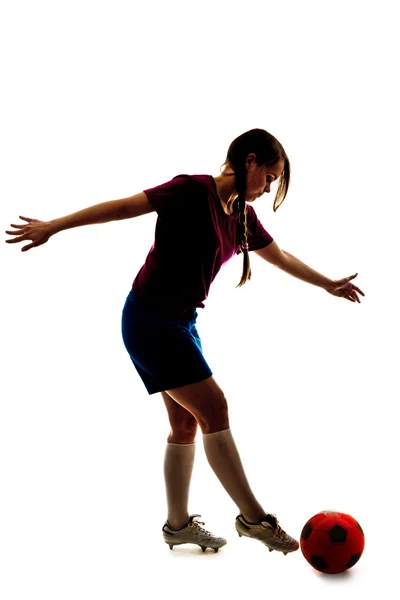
[235,204,273,254]
[143,175,200,218]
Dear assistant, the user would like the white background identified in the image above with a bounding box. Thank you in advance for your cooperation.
[1,0,399,598]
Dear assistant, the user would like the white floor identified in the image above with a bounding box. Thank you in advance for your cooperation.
[0,419,393,600]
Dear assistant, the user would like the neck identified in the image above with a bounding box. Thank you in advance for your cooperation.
[213,170,239,215]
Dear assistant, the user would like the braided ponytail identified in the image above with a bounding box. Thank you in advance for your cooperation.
[221,128,291,288]
[234,167,251,288]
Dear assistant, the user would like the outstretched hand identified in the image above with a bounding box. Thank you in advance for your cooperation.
[5,216,53,252]
[326,273,365,303]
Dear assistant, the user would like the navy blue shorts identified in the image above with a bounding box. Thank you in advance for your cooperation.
[121,289,213,395]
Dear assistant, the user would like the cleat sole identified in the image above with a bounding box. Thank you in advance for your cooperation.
[200,545,219,553]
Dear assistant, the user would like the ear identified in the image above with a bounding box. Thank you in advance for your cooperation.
[245,153,257,169]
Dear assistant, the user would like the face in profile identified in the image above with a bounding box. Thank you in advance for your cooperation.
[245,158,285,202]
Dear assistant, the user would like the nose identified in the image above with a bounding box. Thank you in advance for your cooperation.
[264,184,271,193]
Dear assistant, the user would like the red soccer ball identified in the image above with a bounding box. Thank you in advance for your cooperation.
[300,511,365,575]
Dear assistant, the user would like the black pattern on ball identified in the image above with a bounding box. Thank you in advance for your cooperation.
[347,553,362,568]
[328,525,347,543]
[311,555,328,570]
[301,522,312,540]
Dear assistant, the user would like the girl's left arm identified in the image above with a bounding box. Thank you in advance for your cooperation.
[254,241,365,303]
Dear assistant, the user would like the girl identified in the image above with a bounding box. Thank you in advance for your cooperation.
[5,128,364,555]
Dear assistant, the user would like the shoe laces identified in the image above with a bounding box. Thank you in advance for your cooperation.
[262,514,287,540]
[190,518,212,536]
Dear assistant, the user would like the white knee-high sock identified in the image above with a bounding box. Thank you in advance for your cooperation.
[163,442,195,527]
[203,428,265,521]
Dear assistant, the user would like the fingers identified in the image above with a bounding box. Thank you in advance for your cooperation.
[334,282,363,303]
[5,218,41,247]
[347,283,365,299]
[5,228,25,236]
[352,286,365,296]
[5,235,27,244]
[338,274,365,301]
[344,294,357,303]
[5,222,29,238]
[21,243,35,252]
[5,220,30,242]
[346,289,361,303]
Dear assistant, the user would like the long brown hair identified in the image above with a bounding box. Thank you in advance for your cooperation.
[221,128,290,287]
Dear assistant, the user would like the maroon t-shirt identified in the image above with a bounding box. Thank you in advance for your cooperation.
[132,174,273,314]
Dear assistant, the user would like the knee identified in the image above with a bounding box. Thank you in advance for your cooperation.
[198,394,230,434]
[168,415,198,444]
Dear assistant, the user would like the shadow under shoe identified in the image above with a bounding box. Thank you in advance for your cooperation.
[162,514,227,553]
[235,513,299,555]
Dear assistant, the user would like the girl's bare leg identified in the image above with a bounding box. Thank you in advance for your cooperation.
[165,377,266,522]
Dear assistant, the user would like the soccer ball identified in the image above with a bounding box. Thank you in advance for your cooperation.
[300,511,365,575]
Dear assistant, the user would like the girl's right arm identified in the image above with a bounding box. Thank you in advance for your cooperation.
[5,192,154,252]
